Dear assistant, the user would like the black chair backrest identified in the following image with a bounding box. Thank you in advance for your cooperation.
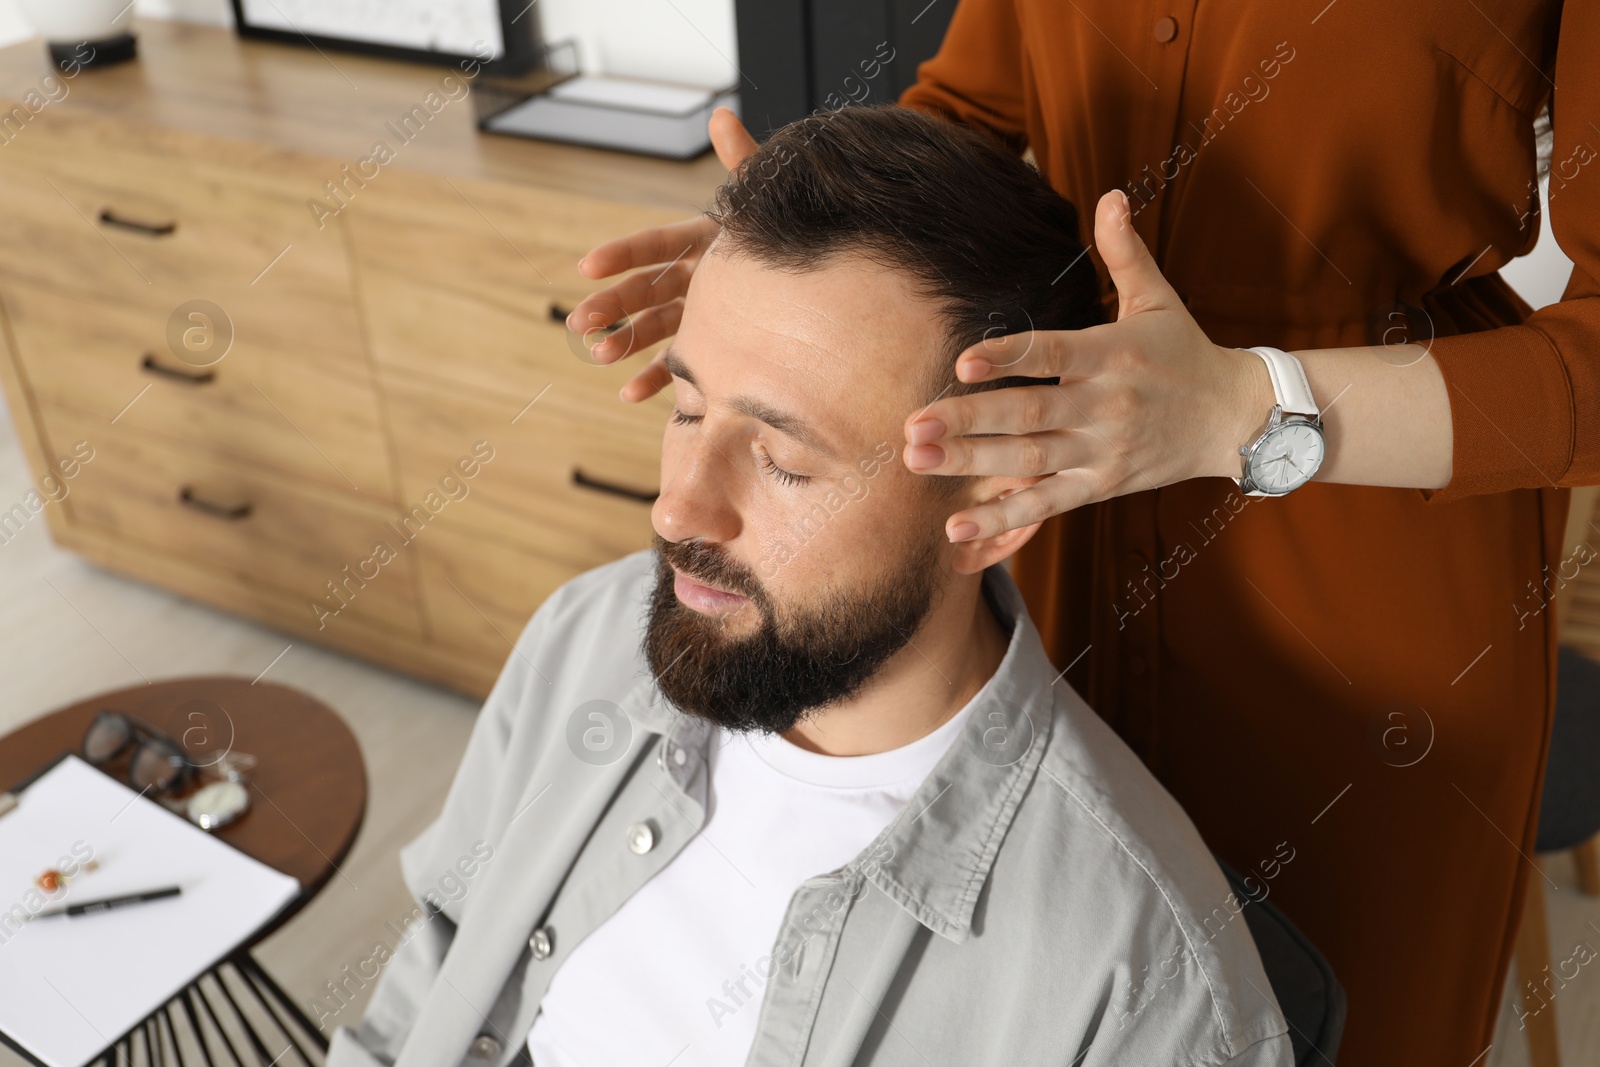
[1215,856,1347,1066]
[1540,645,1600,852]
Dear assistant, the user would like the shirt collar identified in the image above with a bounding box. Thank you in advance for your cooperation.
[853,563,1055,944]
[626,562,1055,946]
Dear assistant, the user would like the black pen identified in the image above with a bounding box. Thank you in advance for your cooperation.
[27,885,183,920]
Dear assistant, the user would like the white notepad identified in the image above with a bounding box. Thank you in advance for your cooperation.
[545,75,720,116]
[0,756,302,1067]
[484,75,737,160]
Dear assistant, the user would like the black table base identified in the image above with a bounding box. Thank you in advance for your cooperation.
[96,953,328,1067]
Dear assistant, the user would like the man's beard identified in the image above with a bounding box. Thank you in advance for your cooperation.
[644,532,941,735]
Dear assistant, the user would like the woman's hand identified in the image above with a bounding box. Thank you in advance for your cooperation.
[566,106,760,402]
[902,189,1274,542]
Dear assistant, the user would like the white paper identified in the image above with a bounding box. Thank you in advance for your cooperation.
[238,0,505,58]
[0,756,302,1067]
[547,75,719,116]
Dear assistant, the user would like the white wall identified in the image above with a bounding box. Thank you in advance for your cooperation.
[0,0,739,88]
[140,0,234,26]
[0,0,229,49]
[540,0,738,88]
[1501,172,1576,310]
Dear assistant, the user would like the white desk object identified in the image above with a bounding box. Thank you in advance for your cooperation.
[484,74,737,159]
[0,756,301,1067]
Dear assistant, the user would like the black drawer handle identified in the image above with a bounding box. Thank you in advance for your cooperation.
[572,468,657,504]
[141,353,215,384]
[99,208,177,237]
[179,486,252,521]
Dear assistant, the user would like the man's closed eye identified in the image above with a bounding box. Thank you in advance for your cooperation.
[670,407,814,488]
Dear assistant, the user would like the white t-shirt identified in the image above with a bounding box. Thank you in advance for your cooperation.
[525,694,982,1067]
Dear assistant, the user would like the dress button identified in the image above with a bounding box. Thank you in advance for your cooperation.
[468,1035,501,1060]
[1153,15,1178,42]
[529,927,553,960]
[627,821,656,855]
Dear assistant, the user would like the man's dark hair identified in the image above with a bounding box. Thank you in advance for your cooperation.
[708,104,1104,414]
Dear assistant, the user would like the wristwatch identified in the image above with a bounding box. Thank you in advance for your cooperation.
[1236,346,1324,497]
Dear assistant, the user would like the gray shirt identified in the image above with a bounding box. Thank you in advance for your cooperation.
[327,551,1294,1067]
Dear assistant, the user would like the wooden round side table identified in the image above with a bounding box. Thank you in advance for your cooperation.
[0,677,367,1067]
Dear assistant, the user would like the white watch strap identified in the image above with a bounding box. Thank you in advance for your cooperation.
[1247,346,1318,417]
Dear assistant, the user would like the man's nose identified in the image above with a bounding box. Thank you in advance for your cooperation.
[652,433,741,546]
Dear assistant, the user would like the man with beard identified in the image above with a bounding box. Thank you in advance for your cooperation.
[327,106,1296,1067]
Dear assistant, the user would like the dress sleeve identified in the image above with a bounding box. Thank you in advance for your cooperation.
[895,0,1029,152]
[1426,0,1600,502]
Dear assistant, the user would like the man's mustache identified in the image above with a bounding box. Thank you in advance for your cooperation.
[654,535,768,606]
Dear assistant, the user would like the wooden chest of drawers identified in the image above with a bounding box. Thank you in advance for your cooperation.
[0,20,723,695]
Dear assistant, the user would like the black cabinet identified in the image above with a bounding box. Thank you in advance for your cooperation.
[732,0,957,137]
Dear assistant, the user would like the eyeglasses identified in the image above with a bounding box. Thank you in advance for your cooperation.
[81,711,196,795]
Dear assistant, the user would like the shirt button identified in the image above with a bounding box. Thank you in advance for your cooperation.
[1153,15,1178,42]
[529,927,553,960]
[468,1035,501,1060]
[627,821,657,854]
[673,746,687,766]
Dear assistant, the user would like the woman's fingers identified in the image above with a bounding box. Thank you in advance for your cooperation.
[566,113,751,385]
[944,471,1103,541]
[951,319,1120,386]
[620,350,674,403]
[567,259,698,362]
[909,427,1096,478]
[709,106,760,171]
[593,298,684,366]
[895,191,1237,533]
[1093,189,1181,319]
[573,109,747,289]
[575,214,718,290]
[906,382,1087,447]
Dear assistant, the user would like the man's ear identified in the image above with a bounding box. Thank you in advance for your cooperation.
[949,476,1049,576]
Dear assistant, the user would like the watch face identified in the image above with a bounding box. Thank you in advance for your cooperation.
[1248,420,1324,494]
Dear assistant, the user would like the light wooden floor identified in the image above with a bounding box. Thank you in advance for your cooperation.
[1,400,1598,1065]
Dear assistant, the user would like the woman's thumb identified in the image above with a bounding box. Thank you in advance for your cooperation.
[1094,189,1177,319]
[710,107,760,172]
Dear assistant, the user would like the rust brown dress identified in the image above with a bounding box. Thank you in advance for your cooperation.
[900,1,1593,1062]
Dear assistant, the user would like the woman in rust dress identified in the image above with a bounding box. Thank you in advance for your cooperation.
[571,2,1594,1060]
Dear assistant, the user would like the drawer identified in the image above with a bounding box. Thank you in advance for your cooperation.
[415,524,582,657]
[3,281,395,499]
[382,370,666,569]
[347,169,696,397]
[0,114,364,356]
[42,406,424,639]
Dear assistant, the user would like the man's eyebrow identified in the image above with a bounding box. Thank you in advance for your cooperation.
[662,344,838,460]
[663,345,697,388]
